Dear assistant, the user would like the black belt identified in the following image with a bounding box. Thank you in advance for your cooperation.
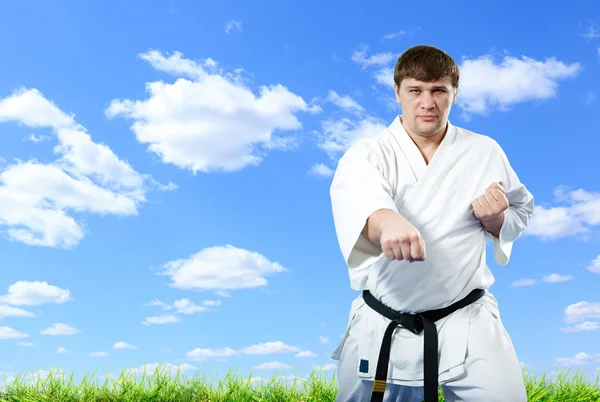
[362,288,485,402]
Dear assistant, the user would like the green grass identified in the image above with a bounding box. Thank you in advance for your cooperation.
[0,363,599,401]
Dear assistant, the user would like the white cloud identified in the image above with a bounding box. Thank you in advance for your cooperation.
[524,187,600,240]
[158,244,286,291]
[0,87,165,248]
[215,290,232,298]
[145,298,221,315]
[587,255,600,273]
[90,352,108,357]
[315,116,387,161]
[456,55,580,117]
[319,336,329,344]
[186,341,301,362]
[553,352,600,366]
[511,279,536,287]
[26,133,50,143]
[252,361,292,370]
[0,326,29,339]
[186,347,239,361]
[0,281,72,306]
[383,31,407,40]
[0,304,35,318]
[579,21,600,40]
[542,274,573,283]
[563,301,600,324]
[105,50,320,174]
[351,46,397,69]
[142,314,181,326]
[40,323,80,335]
[17,341,33,346]
[313,363,337,371]
[323,91,365,115]
[307,163,334,178]
[57,347,69,353]
[296,351,317,358]
[144,299,171,309]
[202,300,222,307]
[374,66,394,88]
[239,341,301,355]
[114,342,137,350]
[172,298,208,315]
[225,20,242,34]
[560,321,600,332]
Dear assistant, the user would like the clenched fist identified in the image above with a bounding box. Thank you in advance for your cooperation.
[472,182,509,222]
[379,214,426,263]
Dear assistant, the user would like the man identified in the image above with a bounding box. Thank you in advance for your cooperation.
[329,45,534,402]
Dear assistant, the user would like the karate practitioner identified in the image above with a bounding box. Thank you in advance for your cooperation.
[329,45,534,402]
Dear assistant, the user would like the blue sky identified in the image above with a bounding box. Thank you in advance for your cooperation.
[0,0,599,390]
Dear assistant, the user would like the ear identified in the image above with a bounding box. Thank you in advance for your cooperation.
[452,87,458,104]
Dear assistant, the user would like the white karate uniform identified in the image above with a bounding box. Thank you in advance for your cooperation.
[329,115,534,402]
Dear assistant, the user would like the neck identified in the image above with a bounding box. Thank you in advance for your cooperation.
[400,117,448,151]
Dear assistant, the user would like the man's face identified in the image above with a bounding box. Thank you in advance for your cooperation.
[394,76,457,138]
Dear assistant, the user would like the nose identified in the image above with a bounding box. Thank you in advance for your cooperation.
[421,91,434,109]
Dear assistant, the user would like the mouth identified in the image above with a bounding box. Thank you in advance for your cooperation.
[418,115,438,121]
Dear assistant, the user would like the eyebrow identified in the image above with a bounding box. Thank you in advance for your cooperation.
[406,86,447,90]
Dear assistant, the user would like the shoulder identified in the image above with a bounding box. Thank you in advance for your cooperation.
[453,124,506,155]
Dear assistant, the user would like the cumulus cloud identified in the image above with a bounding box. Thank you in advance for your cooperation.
[0,327,29,339]
[158,244,286,292]
[57,347,69,353]
[553,352,600,366]
[561,321,600,332]
[586,255,600,274]
[0,304,35,318]
[351,46,397,69]
[524,187,600,241]
[307,163,334,179]
[105,50,320,174]
[0,281,72,306]
[319,336,329,344]
[0,87,168,248]
[40,323,80,336]
[114,342,137,350]
[542,274,573,283]
[510,279,536,287]
[456,54,580,117]
[186,341,301,362]
[313,363,337,371]
[142,314,181,326]
[315,116,387,161]
[296,351,317,358]
[563,301,600,324]
[90,352,108,357]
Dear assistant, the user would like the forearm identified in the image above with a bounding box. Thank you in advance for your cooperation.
[482,212,505,239]
[362,208,400,244]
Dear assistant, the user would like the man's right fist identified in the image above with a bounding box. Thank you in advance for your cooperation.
[379,215,427,263]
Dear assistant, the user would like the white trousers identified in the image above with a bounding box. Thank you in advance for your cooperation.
[335,296,528,402]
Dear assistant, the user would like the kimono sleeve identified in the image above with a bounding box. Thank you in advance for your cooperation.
[492,145,535,265]
[329,138,399,287]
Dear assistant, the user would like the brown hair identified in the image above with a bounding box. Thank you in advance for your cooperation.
[393,45,459,88]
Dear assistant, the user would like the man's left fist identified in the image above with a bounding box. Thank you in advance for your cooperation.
[472,182,509,222]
